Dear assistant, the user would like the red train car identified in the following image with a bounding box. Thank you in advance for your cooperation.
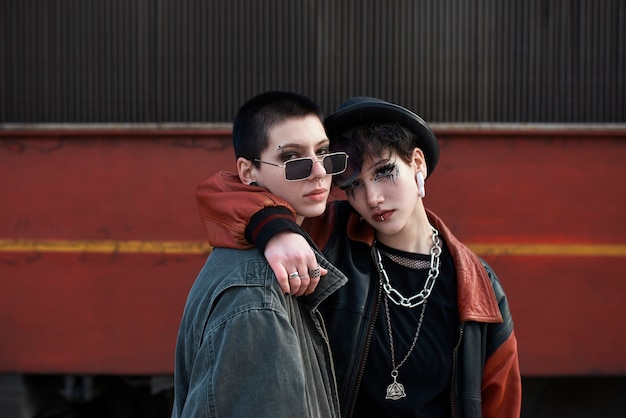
[1,125,625,415]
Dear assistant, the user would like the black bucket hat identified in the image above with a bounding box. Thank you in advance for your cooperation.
[325,96,440,175]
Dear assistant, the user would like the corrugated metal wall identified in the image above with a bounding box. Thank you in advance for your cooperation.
[1,0,624,123]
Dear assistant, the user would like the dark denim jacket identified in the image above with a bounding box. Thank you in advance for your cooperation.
[172,247,347,418]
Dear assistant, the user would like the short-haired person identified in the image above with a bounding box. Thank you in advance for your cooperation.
[198,97,522,417]
[171,91,349,418]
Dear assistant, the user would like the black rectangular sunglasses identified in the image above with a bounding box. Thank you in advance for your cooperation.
[255,152,348,181]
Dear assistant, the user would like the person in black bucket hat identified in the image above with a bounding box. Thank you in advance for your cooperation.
[196,95,522,418]
[325,96,440,176]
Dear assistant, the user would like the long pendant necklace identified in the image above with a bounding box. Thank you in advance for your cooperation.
[383,295,427,400]
[372,225,442,400]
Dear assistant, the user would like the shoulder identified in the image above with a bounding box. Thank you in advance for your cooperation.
[184,248,288,327]
[479,256,515,326]
[478,258,507,301]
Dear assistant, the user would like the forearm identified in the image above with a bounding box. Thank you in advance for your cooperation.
[196,171,336,295]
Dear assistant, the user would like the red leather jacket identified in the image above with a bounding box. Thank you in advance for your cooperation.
[196,171,522,418]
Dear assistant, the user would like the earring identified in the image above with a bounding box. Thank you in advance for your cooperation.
[416,171,425,198]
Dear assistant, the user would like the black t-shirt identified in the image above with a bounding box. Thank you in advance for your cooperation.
[354,239,459,418]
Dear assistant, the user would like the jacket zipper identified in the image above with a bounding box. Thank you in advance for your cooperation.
[346,282,382,418]
[450,322,465,418]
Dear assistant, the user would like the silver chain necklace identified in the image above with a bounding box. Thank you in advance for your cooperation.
[372,225,442,400]
[373,225,442,308]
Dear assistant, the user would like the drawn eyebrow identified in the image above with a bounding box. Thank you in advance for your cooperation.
[365,157,391,172]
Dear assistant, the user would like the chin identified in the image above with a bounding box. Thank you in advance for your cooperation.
[301,204,326,218]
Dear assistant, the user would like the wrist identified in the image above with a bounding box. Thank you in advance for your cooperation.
[246,207,300,254]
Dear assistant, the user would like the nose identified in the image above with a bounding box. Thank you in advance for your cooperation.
[364,183,383,208]
[309,157,327,178]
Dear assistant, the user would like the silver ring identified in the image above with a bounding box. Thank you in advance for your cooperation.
[308,266,322,280]
[289,271,299,280]
[299,272,309,279]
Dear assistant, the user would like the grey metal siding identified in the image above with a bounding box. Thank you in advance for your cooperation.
[1,0,624,123]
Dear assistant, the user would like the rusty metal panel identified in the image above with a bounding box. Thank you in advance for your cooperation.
[0,129,232,374]
[1,0,624,123]
[1,127,626,374]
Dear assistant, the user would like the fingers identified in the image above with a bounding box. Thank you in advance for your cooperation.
[271,263,291,294]
[284,264,325,297]
[303,266,319,296]
[264,231,326,296]
[303,266,329,295]
[302,264,330,296]
[268,259,311,296]
[290,271,311,297]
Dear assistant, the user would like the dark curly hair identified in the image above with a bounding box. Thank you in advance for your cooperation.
[330,122,416,189]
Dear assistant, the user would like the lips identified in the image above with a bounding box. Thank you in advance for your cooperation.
[305,188,328,202]
[372,210,393,222]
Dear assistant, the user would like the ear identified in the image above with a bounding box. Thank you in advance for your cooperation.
[412,148,428,178]
[237,157,257,185]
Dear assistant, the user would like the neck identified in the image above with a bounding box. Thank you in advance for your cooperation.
[376,210,433,254]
